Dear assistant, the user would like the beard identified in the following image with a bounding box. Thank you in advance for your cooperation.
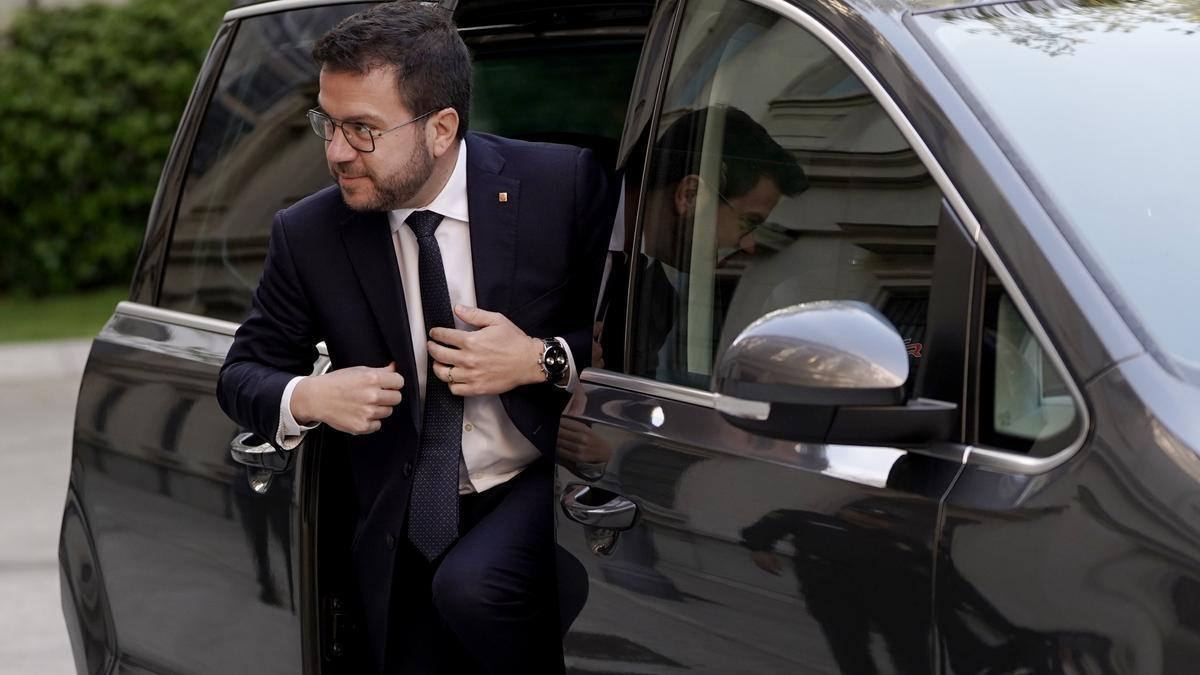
[332,132,436,212]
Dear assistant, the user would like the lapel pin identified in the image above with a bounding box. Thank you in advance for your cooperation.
[498,192,509,203]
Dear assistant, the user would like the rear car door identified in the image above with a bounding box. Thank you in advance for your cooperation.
[554,0,976,671]
[59,5,370,673]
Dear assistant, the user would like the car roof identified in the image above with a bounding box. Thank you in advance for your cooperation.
[221,0,1067,36]
[225,0,657,23]
[224,0,998,10]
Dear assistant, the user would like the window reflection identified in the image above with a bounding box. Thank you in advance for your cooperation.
[980,275,1080,453]
[629,0,941,389]
[162,6,369,322]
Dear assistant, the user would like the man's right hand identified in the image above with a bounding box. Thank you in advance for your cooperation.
[290,363,404,435]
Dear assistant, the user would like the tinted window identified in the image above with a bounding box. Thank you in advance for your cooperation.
[160,6,369,321]
[627,0,942,390]
[915,0,1200,379]
[471,44,640,169]
[979,273,1080,454]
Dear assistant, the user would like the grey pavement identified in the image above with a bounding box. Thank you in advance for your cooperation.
[0,338,92,675]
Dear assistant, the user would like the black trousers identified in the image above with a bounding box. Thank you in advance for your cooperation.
[385,458,565,674]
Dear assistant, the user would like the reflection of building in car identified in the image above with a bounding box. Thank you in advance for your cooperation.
[164,14,330,320]
[613,106,808,382]
[709,53,940,370]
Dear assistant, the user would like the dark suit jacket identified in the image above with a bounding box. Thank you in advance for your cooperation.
[601,252,679,376]
[216,132,614,665]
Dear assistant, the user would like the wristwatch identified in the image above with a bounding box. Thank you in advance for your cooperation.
[537,337,570,385]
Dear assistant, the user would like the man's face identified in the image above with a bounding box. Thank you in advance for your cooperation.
[317,66,435,211]
[714,175,782,255]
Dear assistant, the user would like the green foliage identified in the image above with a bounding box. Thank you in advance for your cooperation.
[0,285,128,342]
[0,0,228,294]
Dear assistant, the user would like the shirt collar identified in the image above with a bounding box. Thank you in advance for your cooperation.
[389,140,469,232]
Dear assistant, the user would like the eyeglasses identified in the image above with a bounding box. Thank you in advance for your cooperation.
[701,178,766,240]
[306,108,436,153]
[715,191,766,240]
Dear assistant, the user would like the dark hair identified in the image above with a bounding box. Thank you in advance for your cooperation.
[652,106,808,198]
[312,2,472,139]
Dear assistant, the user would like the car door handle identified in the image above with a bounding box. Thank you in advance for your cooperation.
[560,484,638,531]
[229,432,289,472]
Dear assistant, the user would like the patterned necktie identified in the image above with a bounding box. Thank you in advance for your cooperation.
[405,210,462,561]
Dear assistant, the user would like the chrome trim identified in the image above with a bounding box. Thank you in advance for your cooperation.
[247,470,275,495]
[966,239,1090,474]
[231,431,278,458]
[224,0,372,22]
[458,23,522,33]
[962,442,1078,473]
[581,369,715,409]
[561,484,639,530]
[465,25,647,37]
[542,27,647,38]
[116,301,239,336]
[713,394,771,421]
[114,301,330,357]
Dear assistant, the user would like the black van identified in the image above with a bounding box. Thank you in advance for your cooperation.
[60,0,1200,673]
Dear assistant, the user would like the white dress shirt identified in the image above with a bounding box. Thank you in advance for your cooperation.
[277,141,576,493]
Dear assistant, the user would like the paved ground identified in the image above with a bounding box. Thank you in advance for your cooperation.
[0,338,92,675]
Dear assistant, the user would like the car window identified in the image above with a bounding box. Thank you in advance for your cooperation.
[160,9,641,322]
[159,5,370,322]
[979,272,1081,455]
[626,0,943,391]
[470,44,640,170]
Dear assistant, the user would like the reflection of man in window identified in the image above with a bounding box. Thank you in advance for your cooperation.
[632,106,808,381]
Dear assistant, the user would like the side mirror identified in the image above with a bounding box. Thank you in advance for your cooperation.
[714,301,956,444]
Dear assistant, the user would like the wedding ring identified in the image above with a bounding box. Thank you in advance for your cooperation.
[447,365,455,384]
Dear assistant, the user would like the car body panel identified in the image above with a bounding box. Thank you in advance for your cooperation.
[556,373,962,671]
[64,305,311,674]
[939,352,1200,672]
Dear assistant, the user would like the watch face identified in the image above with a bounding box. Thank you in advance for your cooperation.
[545,342,568,378]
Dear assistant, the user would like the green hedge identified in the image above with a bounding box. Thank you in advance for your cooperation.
[0,0,228,295]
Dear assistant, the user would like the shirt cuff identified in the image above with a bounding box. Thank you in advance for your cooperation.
[277,375,319,449]
[554,337,579,393]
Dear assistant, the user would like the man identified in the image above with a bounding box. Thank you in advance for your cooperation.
[640,107,806,272]
[216,4,613,673]
[598,106,807,377]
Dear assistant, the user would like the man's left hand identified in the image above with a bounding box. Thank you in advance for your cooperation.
[427,305,545,396]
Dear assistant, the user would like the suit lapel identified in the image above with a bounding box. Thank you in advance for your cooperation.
[465,134,520,315]
[339,210,422,430]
